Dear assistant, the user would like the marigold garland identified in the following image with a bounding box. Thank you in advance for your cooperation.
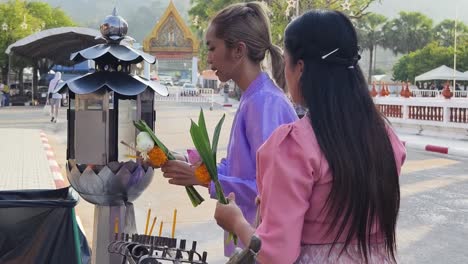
[147,146,168,167]
[194,163,211,185]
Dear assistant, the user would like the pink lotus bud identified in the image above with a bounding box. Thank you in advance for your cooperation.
[187,149,201,164]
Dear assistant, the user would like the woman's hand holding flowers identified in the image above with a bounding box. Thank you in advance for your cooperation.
[161,160,205,186]
[133,120,205,207]
[214,193,244,232]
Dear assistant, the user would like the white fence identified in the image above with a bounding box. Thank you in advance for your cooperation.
[409,89,468,98]
[369,84,468,98]
[374,97,468,130]
[155,87,214,108]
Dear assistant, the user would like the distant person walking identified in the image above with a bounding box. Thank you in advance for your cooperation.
[223,82,229,103]
[1,81,10,107]
[0,82,4,107]
[47,72,63,123]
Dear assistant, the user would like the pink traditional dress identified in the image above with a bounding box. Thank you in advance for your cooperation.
[254,116,406,264]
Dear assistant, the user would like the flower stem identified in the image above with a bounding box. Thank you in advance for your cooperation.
[185,186,204,207]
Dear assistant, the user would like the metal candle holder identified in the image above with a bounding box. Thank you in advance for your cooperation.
[108,233,208,264]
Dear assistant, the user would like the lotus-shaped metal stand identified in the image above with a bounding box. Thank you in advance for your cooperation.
[67,159,153,206]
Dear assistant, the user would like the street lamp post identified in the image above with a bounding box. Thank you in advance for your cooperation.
[453,10,458,90]
[296,0,300,17]
[2,23,11,103]
[451,8,468,91]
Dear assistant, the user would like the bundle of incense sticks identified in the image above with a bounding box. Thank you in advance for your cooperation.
[144,207,178,238]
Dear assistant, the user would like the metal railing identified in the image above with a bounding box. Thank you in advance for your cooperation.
[155,87,214,109]
[374,97,468,128]
[408,89,468,98]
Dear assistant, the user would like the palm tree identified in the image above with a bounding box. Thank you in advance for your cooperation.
[433,19,468,47]
[383,11,433,55]
[355,13,387,83]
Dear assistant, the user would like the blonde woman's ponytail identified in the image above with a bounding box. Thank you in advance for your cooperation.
[268,44,286,92]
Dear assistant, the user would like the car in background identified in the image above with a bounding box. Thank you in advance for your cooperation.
[9,82,32,96]
[9,84,49,106]
[176,78,191,86]
[36,86,50,105]
[158,75,174,86]
[181,83,199,96]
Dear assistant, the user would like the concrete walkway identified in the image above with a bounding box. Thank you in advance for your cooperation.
[0,128,56,190]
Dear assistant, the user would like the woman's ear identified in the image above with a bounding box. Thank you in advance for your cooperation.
[297,59,304,79]
[234,41,247,59]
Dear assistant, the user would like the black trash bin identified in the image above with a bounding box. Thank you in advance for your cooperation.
[0,187,90,264]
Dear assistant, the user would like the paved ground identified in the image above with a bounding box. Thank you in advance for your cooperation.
[397,151,468,263]
[0,102,467,263]
[0,128,55,190]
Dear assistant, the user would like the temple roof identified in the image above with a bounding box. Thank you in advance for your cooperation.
[143,0,199,55]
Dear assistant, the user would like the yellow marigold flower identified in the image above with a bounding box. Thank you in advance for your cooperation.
[194,163,211,185]
[147,146,168,167]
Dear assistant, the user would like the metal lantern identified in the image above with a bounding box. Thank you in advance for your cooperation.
[54,9,168,264]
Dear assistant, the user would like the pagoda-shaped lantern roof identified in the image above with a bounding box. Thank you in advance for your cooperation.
[55,7,168,96]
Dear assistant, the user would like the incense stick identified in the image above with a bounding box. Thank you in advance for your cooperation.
[120,140,139,153]
[114,217,119,234]
[171,209,177,238]
[159,221,164,236]
[149,217,157,236]
[144,208,151,235]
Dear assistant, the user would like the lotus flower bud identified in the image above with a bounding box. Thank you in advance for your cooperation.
[136,132,154,152]
[187,149,201,164]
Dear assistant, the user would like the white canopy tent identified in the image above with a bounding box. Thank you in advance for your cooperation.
[372,74,391,82]
[415,65,468,82]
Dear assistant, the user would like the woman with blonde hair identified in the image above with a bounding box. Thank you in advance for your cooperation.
[161,1,298,256]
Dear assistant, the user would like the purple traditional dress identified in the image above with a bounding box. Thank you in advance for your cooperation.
[208,72,298,256]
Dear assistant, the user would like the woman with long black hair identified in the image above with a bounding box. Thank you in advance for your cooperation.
[215,10,406,263]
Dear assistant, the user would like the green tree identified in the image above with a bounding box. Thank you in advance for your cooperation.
[298,0,378,19]
[391,42,466,82]
[0,0,41,81]
[25,1,75,91]
[26,1,75,29]
[271,0,379,46]
[452,35,468,76]
[355,13,387,83]
[0,0,75,93]
[383,11,433,55]
[433,19,468,47]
